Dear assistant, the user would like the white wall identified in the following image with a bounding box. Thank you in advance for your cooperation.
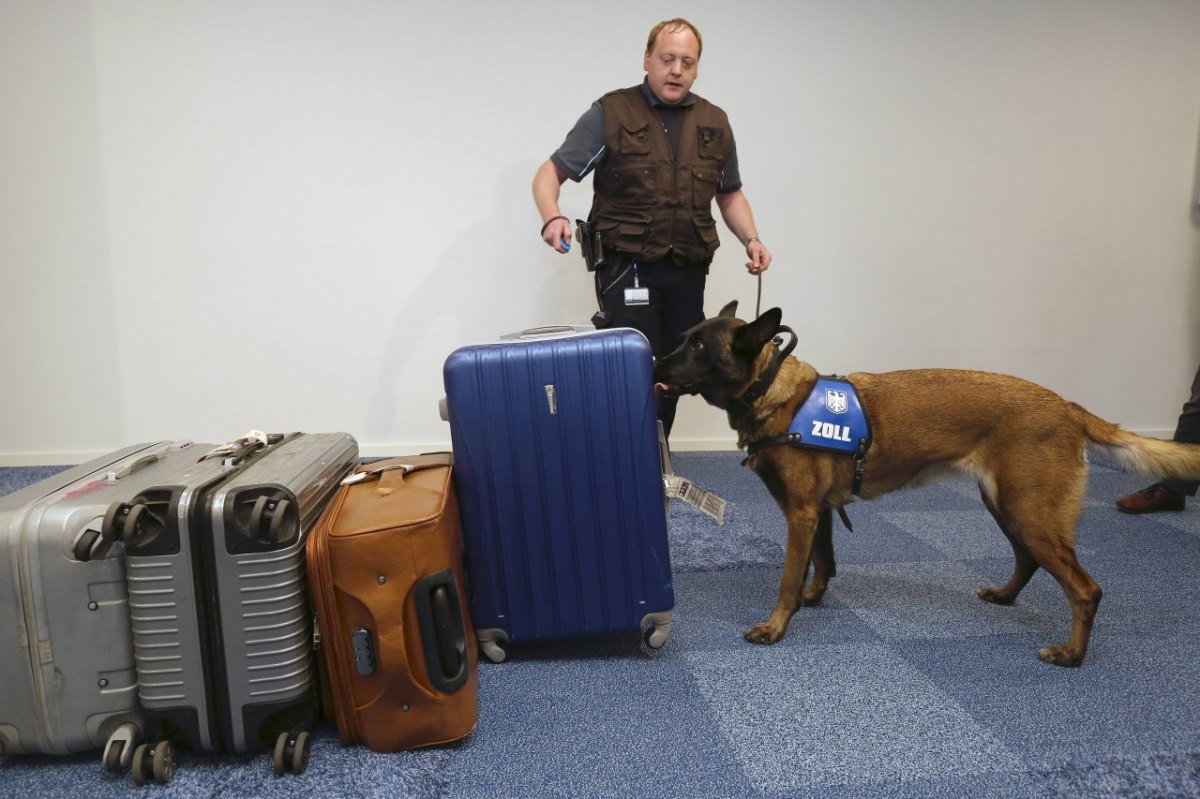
[2,0,1199,464]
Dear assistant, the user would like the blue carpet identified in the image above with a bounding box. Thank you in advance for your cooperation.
[2,452,1199,797]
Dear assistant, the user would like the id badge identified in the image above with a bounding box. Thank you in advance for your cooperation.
[624,287,650,306]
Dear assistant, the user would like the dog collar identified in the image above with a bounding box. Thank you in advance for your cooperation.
[728,325,797,417]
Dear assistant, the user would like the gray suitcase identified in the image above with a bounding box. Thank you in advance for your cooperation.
[0,440,212,770]
[106,432,358,785]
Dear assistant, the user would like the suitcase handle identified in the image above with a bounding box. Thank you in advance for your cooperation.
[413,569,469,693]
[198,430,292,465]
[100,442,185,482]
[499,324,595,341]
[340,453,452,486]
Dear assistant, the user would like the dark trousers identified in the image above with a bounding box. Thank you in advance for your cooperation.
[1164,361,1200,496]
[595,256,707,439]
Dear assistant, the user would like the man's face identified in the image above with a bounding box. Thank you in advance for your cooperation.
[643,27,700,105]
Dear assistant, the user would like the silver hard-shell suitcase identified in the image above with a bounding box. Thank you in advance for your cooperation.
[108,432,358,785]
[0,440,213,771]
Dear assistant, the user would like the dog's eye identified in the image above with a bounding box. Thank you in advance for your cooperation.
[689,338,704,352]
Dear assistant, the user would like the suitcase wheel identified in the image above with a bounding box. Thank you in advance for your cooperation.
[130,740,175,787]
[102,721,142,773]
[73,528,101,562]
[272,730,311,777]
[103,739,125,773]
[640,611,673,651]
[248,495,293,545]
[477,629,509,664]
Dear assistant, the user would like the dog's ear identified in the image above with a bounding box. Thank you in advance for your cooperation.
[718,300,739,319]
[732,307,782,359]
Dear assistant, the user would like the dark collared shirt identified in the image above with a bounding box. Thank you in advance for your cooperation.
[550,79,742,192]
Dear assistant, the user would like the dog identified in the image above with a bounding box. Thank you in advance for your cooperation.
[654,301,1200,667]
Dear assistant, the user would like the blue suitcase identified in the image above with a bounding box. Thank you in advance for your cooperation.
[442,326,673,662]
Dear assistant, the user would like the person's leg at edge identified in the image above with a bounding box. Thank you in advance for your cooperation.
[1117,360,1200,513]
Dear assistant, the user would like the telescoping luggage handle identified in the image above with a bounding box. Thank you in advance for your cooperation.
[498,324,595,341]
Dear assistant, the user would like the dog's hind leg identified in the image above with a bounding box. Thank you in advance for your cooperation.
[802,507,835,605]
[976,490,1038,606]
[745,503,821,645]
[995,465,1102,667]
[1022,531,1102,667]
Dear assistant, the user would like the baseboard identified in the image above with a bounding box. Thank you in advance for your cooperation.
[0,429,1176,467]
[0,451,104,467]
[358,438,741,457]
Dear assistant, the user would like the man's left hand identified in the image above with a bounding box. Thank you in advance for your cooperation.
[746,240,771,274]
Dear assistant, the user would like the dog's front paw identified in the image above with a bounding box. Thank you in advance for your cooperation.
[743,622,785,645]
[1037,644,1083,668]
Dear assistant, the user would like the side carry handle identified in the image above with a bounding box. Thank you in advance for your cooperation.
[101,441,189,483]
[413,569,469,693]
[340,453,452,486]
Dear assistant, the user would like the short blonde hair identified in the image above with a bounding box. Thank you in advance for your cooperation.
[646,18,702,58]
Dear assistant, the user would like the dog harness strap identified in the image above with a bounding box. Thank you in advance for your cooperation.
[728,326,798,417]
[742,375,874,497]
[741,433,798,464]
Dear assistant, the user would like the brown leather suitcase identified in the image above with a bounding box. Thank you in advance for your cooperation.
[306,453,477,751]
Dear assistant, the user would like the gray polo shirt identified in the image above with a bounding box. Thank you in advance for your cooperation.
[550,80,743,193]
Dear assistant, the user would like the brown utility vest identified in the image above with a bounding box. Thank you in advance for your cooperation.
[589,85,733,264]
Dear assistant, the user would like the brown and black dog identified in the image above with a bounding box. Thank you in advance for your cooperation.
[654,301,1200,667]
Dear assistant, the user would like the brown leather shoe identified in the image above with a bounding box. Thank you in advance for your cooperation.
[1116,483,1186,514]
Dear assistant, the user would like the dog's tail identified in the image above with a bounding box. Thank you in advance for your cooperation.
[1079,403,1200,479]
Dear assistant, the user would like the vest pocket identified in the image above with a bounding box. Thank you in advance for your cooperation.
[692,167,718,207]
[697,127,727,160]
[619,123,652,155]
[693,217,719,249]
[603,164,657,207]
[596,212,651,253]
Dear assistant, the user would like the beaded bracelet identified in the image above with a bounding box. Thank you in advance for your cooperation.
[540,215,569,236]
[746,236,761,247]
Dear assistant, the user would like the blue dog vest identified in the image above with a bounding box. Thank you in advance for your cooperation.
[788,377,871,454]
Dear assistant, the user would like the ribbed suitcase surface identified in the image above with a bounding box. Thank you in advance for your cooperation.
[117,432,358,784]
[443,327,673,658]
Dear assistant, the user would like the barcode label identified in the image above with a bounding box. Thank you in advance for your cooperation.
[664,475,727,525]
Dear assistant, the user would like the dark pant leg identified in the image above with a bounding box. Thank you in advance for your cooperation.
[647,261,706,437]
[1163,360,1200,496]
[595,257,706,439]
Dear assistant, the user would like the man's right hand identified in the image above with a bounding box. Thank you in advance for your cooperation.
[541,216,573,253]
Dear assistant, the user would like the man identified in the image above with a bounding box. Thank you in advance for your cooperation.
[532,17,772,437]
[1116,362,1200,513]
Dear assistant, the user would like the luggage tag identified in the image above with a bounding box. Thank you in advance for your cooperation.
[625,263,649,306]
[664,474,728,525]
